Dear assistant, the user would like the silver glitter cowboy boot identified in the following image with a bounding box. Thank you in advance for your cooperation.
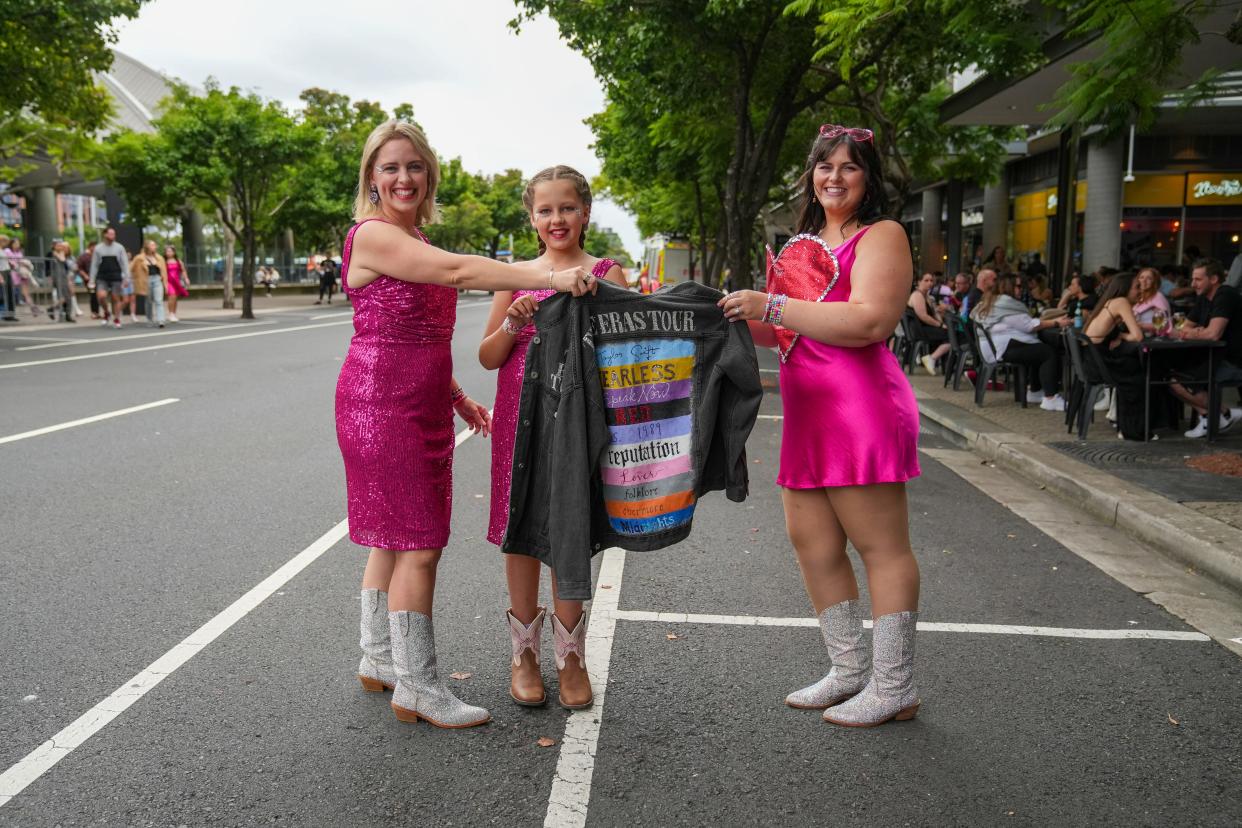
[551,613,593,710]
[507,607,547,706]
[822,610,920,727]
[357,589,397,692]
[785,599,869,709]
[388,611,491,728]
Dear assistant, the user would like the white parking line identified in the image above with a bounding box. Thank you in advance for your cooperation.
[15,321,275,351]
[608,611,1210,641]
[310,312,352,320]
[0,319,353,371]
[544,548,626,828]
[757,414,783,420]
[0,426,478,809]
[0,335,79,343]
[0,399,180,446]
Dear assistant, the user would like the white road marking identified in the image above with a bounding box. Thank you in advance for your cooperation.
[0,426,478,809]
[608,611,1209,640]
[14,321,276,351]
[310,311,352,320]
[0,319,353,371]
[0,335,79,343]
[544,548,625,828]
[757,414,783,420]
[0,399,180,446]
[759,368,779,374]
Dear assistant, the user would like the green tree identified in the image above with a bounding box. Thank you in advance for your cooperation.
[425,157,497,253]
[584,222,631,268]
[0,0,147,179]
[515,0,919,288]
[481,168,536,259]
[276,88,399,254]
[102,82,317,318]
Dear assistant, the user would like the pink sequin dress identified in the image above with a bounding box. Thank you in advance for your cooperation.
[487,258,618,545]
[777,226,921,488]
[335,220,458,550]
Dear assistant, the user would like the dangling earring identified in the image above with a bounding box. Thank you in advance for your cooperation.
[369,185,379,205]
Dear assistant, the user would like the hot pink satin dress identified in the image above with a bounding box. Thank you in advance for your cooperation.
[487,258,619,545]
[335,220,458,550]
[777,226,921,488]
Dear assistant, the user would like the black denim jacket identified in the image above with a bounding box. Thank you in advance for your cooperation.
[501,281,762,600]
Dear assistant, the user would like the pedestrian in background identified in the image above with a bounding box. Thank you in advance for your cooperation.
[0,235,15,321]
[164,245,188,322]
[315,256,337,304]
[91,227,129,328]
[720,123,924,727]
[47,241,76,323]
[478,164,627,711]
[130,240,169,328]
[1132,267,1171,333]
[6,238,42,317]
[77,241,102,319]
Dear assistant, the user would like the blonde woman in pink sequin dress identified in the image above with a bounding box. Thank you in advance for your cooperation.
[478,166,627,711]
[720,126,922,728]
[339,122,597,729]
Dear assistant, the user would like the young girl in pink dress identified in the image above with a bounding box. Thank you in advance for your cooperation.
[720,125,922,728]
[478,166,627,709]
[164,245,189,322]
[339,124,597,730]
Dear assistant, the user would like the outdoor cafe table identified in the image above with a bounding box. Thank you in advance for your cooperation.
[1140,337,1227,442]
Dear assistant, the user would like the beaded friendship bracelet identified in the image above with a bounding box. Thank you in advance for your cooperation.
[763,293,788,326]
[450,386,467,405]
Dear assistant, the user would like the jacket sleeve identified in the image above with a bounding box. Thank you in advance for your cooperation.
[716,318,763,501]
[89,248,100,281]
[548,301,600,601]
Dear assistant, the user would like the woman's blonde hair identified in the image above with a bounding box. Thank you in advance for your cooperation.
[353,120,440,227]
[972,273,1018,321]
[1135,266,1159,303]
[522,165,592,255]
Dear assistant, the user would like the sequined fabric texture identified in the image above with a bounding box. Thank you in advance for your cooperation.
[335,220,458,550]
[487,259,619,546]
[776,227,921,488]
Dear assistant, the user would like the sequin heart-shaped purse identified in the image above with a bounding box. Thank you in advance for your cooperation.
[765,234,841,363]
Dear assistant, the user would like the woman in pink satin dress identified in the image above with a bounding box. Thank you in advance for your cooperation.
[721,125,922,728]
[338,121,597,730]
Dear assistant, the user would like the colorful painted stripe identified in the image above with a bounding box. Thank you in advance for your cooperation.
[599,356,694,390]
[599,454,692,486]
[601,435,691,470]
[603,470,695,504]
[609,504,696,536]
[595,338,696,368]
[606,397,691,427]
[608,414,692,446]
[605,487,695,521]
[603,379,693,409]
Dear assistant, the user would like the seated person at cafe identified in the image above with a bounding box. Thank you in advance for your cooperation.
[1057,274,1099,318]
[971,273,1073,411]
[1169,258,1242,438]
[961,267,996,319]
[1084,272,1150,438]
[1132,266,1172,333]
[908,272,952,375]
[949,271,973,310]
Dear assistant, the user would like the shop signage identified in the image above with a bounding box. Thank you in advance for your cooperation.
[1185,173,1242,205]
[1191,178,1241,199]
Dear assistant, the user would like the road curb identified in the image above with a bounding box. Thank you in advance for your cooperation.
[917,394,1242,596]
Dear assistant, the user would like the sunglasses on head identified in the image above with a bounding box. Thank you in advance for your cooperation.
[819,124,874,142]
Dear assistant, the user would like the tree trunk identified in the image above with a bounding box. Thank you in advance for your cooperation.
[241,229,256,320]
[221,228,235,310]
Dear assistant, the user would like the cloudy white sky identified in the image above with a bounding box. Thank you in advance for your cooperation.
[113,0,643,257]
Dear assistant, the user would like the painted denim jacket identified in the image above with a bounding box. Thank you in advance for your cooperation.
[501,280,762,600]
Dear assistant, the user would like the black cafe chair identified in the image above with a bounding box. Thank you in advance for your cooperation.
[971,321,1028,408]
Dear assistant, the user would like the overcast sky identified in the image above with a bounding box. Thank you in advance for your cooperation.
[113,0,643,257]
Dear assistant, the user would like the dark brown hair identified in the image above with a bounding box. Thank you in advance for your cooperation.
[793,132,889,236]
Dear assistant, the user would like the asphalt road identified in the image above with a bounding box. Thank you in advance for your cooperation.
[1,296,1240,827]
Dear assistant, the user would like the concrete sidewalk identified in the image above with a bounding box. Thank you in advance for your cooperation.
[910,371,1242,595]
